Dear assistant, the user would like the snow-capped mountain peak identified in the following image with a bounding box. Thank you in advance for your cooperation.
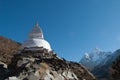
[93,47,101,53]
[84,53,91,61]
[80,48,112,70]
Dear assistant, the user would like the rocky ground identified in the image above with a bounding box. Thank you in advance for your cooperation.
[5,48,96,80]
[0,36,96,80]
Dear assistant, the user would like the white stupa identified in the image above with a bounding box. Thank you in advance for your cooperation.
[21,23,51,51]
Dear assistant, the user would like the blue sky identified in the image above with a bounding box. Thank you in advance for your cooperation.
[1,0,120,61]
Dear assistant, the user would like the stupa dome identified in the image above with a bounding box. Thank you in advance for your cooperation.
[21,23,51,50]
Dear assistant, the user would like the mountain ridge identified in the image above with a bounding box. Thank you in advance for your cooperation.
[80,48,120,80]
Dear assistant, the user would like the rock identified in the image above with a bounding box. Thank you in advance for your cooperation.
[0,61,8,80]
[25,73,39,80]
[8,77,20,80]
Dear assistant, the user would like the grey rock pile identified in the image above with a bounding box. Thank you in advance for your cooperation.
[0,48,96,80]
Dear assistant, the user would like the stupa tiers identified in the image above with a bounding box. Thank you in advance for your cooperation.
[21,23,51,51]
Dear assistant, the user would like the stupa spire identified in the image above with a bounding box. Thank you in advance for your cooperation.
[35,22,39,27]
[29,22,44,39]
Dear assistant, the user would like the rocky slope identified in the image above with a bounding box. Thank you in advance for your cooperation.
[5,48,96,80]
[0,36,96,80]
[112,56,120,80]
[0,36,21,64]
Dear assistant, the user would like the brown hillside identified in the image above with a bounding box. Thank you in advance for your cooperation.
[0,36,21,64]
